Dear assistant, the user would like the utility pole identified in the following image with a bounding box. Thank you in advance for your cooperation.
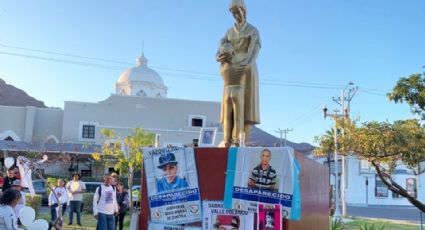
[332,82,358,217]
[322,107,345,221]
[275,128,293,147]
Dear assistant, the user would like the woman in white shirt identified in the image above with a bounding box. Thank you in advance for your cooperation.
[0,189,22,230]
[48,179,68,226]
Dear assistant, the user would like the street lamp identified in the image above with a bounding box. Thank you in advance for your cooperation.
[323,105,344,220]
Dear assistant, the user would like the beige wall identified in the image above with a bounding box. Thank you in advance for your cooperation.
[0,105,27,140]
[33,108,63,142]
[0,106,62,142]
[62,95,223,145]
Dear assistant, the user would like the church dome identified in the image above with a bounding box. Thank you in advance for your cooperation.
[115,54,168,98]
[117,55,165,86]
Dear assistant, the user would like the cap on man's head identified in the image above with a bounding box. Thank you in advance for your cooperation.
[215,215,240,228]
[157,152,178,169]
[12,180,22,187]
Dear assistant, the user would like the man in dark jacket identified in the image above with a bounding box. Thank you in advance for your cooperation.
[2,168,17,191]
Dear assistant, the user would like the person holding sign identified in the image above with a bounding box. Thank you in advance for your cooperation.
[48,179,68,229]
[66,172,86,226]
[156,152,188,192]
[248,149,277,191]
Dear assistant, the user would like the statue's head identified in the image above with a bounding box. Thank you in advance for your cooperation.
[229,0,246,24]
[229,0,246,11]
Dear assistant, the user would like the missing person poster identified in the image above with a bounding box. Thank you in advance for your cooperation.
[202,201,254,230]
[148,222,201,230]
[257,204,282,230]
[224,147,294,219]
[144,147,202,224]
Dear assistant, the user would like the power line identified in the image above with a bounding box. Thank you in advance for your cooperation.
[0,43,347,88]
[0,51,124,70]
[0,45,391,93]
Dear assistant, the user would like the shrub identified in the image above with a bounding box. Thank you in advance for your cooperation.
[330,218,344,230]
[360,223,385,230]
[25,194,42,213]
[82,193,94,214]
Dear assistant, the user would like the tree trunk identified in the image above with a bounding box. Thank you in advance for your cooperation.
[371,160,425,212]
[128,166,134,215]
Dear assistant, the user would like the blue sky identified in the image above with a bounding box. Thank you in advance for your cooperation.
[0,1,424,144]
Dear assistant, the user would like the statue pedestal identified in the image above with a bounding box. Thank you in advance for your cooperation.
[139,147,329,229]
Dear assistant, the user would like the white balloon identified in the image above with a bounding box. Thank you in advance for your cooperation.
[29,219,49,230]
[70,182,80,192]
[59,195,67,204]
[18,206,36,227]
[4,157,14,169]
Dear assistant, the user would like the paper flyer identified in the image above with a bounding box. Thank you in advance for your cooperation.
[202,201,254,230]
[144,147,202,224]
[257,204,282,230]
[224,147,294,218]
[148,222,201,230]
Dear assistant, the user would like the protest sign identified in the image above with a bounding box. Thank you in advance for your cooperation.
[144,147,202,224]
[148,222,201,230]
[202,201,254,230]
[224,147,294,218]
[257,204,282,230]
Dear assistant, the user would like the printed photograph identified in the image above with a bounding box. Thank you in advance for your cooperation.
[154,150,189,193]
[258,204,281,230]
[198,127,217,147]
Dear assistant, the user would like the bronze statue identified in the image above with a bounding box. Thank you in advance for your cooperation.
[217,0,261,147]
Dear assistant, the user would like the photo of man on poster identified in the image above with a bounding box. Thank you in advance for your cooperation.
[156,152,189,192]
[213,215,240,230]
[248,149,277,191]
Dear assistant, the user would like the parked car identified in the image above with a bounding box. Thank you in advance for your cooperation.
[84,181,103,193]
[22,179,48,206]
[131,185,141,209]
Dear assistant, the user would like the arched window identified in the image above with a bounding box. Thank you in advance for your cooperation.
[0,130,20,141]
[136,90,147,97]
[44,135,59,144]
[156,93,162,98]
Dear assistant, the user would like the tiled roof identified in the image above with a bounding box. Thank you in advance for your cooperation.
[0,140,101,154]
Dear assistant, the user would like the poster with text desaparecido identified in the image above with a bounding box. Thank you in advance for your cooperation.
[143,147,202,225]
[224,147,294,219]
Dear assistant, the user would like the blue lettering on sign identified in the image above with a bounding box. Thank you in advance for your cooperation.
[232,186,292,207]
[149,188,200,208]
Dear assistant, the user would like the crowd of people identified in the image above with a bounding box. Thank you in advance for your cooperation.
[0,168,130,230]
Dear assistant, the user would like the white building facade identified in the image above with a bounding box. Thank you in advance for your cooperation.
[314,155,421,207]
[0,54,223,177]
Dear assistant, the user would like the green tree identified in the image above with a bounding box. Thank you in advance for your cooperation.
[387,73,425,118]
[92,128,155,214]
[316,119,425,212]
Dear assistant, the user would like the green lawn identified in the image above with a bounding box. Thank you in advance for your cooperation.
[36,211,131,230]
[342,218,419,230]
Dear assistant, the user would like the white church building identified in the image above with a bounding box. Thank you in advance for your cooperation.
[0,54,223,177]
[314,155,423,207]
